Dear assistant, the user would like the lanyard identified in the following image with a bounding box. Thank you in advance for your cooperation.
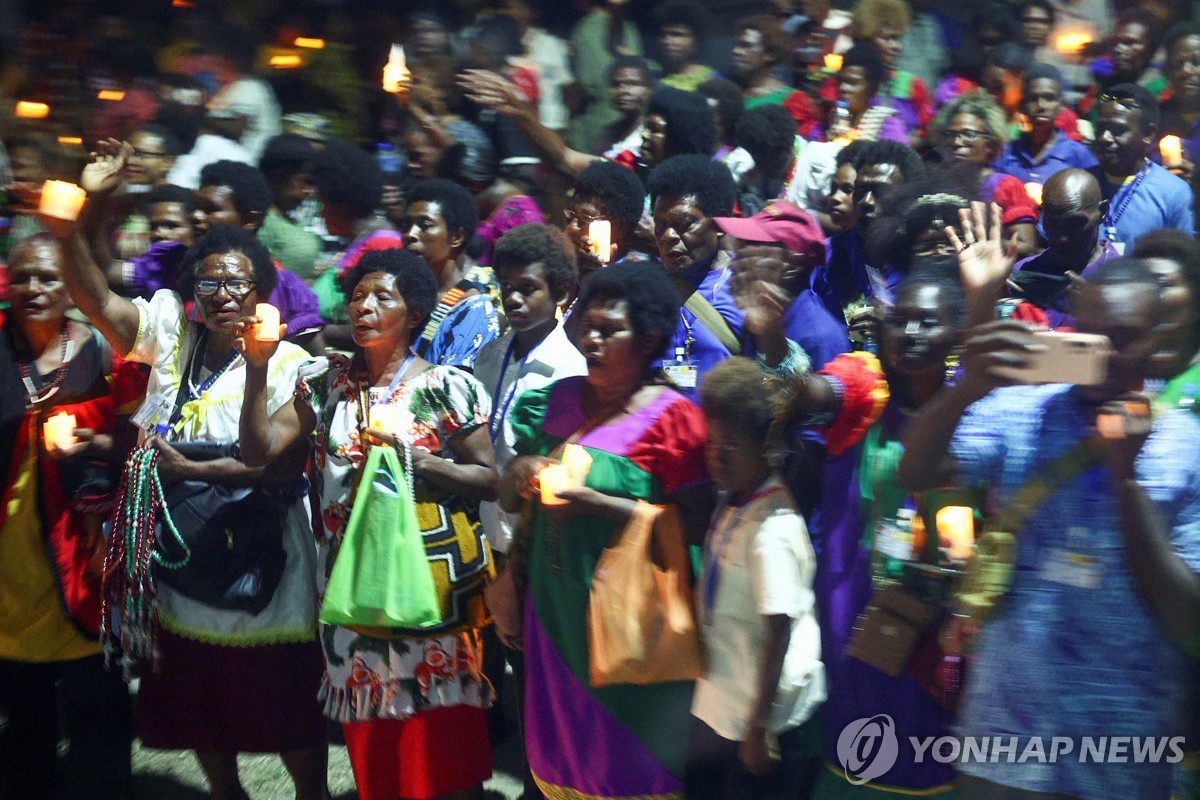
[1104,162,1151,241]
[702,483,784,620]
[169,327,239,429]
[489,338,539,443]
[367,352,417,408]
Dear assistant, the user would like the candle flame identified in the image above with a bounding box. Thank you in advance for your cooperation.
[1024,182,1043,205]
[824,53,844,71]
[97,90,126,101]
[1056,33,1092,53]
[15,101,49,119]
[294,37,326,49]
[269,54,303,69]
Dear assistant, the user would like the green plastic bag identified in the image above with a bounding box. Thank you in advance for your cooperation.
[320,444,442,629]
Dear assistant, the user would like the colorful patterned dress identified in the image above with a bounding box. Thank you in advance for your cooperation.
[302,354,495,724]
[509,376,710,799]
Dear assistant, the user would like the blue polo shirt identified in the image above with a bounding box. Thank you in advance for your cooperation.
[783,289,849,369]
[1088,160,1195,249]
[992,133,1099,185]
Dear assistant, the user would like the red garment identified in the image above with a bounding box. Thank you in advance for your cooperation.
[509,66,540,105]
[625,393,711,496]
[342,705,492,800]
[986,173,1039,226]
[818,352,890,456]
[783,89,821,138]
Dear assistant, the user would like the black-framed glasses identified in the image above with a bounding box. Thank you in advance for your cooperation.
[564,208,605,228]
[1098,91,1144,109]
[945,128,988,143]
[194,278,256,298]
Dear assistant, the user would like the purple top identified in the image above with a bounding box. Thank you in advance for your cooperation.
[475,195,544,266]
[1011,239,1120,329]
[128,240,188,299]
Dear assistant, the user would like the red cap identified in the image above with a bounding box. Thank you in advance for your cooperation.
[712,202,826,268]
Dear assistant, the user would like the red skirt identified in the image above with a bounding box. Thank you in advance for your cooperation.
[137,628,326,753]
[342,705,492,800]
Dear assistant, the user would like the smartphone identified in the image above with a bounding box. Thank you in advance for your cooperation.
[995,331,1112,386]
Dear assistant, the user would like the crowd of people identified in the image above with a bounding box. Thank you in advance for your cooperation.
[2,1,1200,800]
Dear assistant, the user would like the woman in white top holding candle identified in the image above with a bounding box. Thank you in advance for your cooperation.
[238,248,499,800]
[53,142,327,800]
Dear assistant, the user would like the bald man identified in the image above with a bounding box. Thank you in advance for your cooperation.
[1006,168,1121,327]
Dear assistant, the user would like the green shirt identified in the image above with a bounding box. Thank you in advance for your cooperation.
[258,210,321,280]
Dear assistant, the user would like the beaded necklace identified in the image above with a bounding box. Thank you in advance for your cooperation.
[18,320,74,409]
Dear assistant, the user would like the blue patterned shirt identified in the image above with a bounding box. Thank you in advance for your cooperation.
[950,385,1200,799]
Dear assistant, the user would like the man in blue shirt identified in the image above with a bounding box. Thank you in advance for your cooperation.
[993,64,1099,185]
[1088,83,1194,252]
[899,259,1200,800]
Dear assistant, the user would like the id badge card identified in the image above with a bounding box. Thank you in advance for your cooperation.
[663,358,699,389]
[131,392,173,434]
[1040,548,1101,589]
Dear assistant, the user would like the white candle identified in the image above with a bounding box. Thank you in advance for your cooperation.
[539,464,571,506]
[383,45,410,93]
[38,181,87,221]
[43,412,77,452]
[254,303,281,342]
[936,506,975,561]
[1160,135,1183,168]
[588,220,611,265]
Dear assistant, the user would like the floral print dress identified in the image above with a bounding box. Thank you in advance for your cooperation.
[301,354,495,723]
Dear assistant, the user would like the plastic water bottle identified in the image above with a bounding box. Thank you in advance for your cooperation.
[832,100,851,138]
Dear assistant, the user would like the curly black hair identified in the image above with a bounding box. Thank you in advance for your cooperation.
[1023,62,1064,92]
[735,14,789,64]
[1016,0,1056,29]
[647,154,736,218]
[1132,229,1200,315]
[986,42,1034,73]
[406,178,480,240]
[866,167,974,273]
[258,133,316,179]
[576,261,682,365]
[436,141,498,190]
[339,248,439,324]
[492,223,578,299]
[841,43,887,91]
[735,104,795,168]
[1164,20,1200,57]
[857,139,924,180]
[698,78,745,141]
[608,54,653,84]
[177,224,278,300]
[1115,8,1166,56]
[141,183,195,215]
[836,139,871,169]
[1103,82,1160,131]
[135,123,184,156]
[655,0,713,39]
[310,137,383,218]
[574,161,645,238]
[645,86,717,158]
[198,160,272,218]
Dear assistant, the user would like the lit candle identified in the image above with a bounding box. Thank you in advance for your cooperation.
[294,37,326,49]
[43,412,77,452]
[1056,32,1092,54]
[561,443,592,486]
[383,45,411,94]
[254,303,281,342]
[97,89,126,101]
[936,506,975,561]
[15,101,49,119]
[38,180,87,221]
[368,404,398,435]
[1024,182,1043,206]
[1160,135,1183,168]
[539,464,571,506]
[824,53,843,72]
[587,220,611,265]
[268,54,303,69]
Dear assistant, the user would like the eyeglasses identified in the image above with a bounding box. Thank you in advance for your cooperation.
[131,148,168,159]
[945,128,988,143]
[194,278,256,298]
[564,208,605,228]
[1098,91,1144,109]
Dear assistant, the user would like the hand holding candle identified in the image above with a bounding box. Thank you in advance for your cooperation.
[539,464,571,505]
[254,303,281,342]
[1160,135,1183,168]
[561,443,592,485]
[43,412,77,452]
[587,220,611,265]
[383,45,411,94]
[368,404,399,436]
[935,505,975,561]
[39,180,87,221]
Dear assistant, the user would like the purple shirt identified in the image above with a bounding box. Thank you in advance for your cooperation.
[1011,239,1121,329]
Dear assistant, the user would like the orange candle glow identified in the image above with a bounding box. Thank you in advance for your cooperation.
[1160,135,1183,167]
[539,464,571,506]
[562,444,593,485]
[254,303,280,342]
[368,404,398,435]
[269,54,303,69]
[38,181,87,221]
[97,90,126,101]
[294,37,326,49]
[15,101,49,119]
[1056,32,1092,54]
[383,45,410,93]
[1024,182,1043,206]
[936,506,975,561]
[43,412,77,452]
[587,220,611,265]
[824,53,843,72]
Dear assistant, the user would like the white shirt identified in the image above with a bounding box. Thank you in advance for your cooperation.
[165,133,255,190]
[209,77,283,161]
[692,475,826,740]
[473,325,587,552]
[522,27,574,132]
[785,138,843,215]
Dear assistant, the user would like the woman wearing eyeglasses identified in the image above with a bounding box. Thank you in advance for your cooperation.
[51,141,329,800]
[931,90,1040,258]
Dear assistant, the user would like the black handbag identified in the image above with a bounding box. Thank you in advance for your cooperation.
[153,331,292,614]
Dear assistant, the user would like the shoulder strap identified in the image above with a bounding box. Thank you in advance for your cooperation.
[683,292,740,354]
[989,436,1098,534]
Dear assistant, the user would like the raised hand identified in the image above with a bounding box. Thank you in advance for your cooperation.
[947,201,1018,320]
[457,69,532,117]
[233,316,285,369]
[80,138,133,197]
